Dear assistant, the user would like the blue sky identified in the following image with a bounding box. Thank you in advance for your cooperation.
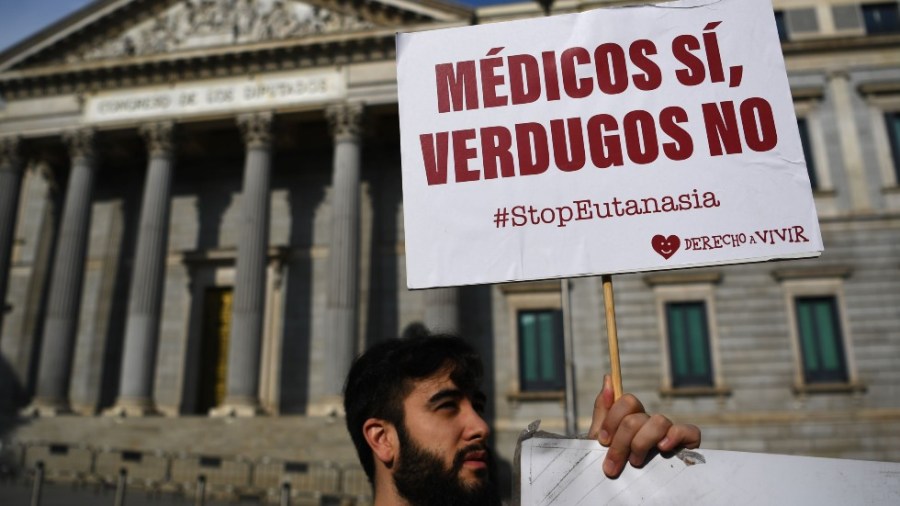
[0,0,525,53]
[0,0,94,53]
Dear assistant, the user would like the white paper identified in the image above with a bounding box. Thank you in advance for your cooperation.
[520,438,900,505]
[396,0,822,288]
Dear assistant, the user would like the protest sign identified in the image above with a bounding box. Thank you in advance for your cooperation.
[397,0,823,289]
[519,438,900,505]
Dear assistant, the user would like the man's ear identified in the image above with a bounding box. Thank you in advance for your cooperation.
[363,418,397,466]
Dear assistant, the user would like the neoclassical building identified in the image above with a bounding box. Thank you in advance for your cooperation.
[0,0,899,501]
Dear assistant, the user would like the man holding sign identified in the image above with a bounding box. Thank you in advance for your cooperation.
[361,0,821,503]
[343,333,700,505]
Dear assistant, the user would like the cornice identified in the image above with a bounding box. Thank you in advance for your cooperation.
[858,81,900,97]
[0,0,134,72]
[318,0,472,23]
[1,24,400,80]
[771,266,852,281]
[0,16,474,101]
[1,0,471,74]
[643,271,723,287]
[790,86,825,101]
[781,33,900,56]
[0,26,405,100]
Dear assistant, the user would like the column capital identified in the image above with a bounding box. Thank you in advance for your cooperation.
[326,102,365,142]
[63,128,95,162]
[139,121,175,157]
[237,112,273,149]
[0,135,22,170]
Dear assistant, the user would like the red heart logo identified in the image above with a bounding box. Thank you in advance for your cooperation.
[651,234,680,260]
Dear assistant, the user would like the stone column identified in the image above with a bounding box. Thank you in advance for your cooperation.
[109,122,175,416]
[0,136,23,332]
[423,288,459,334]
[322,103,364,404]
[27,129,96,415]
[213,112,272,417]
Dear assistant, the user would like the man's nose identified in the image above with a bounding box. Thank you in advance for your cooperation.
[463,402,490,441]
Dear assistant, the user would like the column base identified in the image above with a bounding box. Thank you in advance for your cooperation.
[308,395,345,417]
[21,398,72,417]
[209,398,264,418]
[103,399,160,417]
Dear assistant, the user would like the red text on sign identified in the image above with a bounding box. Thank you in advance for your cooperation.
[435,40,663,113]
[419,107,692,185]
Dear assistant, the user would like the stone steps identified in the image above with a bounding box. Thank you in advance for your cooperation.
[1,415,358,463]
[0,415,371,503]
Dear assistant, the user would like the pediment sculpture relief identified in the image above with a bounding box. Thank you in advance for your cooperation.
[75,0,374,62]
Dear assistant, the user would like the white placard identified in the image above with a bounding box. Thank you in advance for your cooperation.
[84,70,345,124]
[397,0,822,289]
[520,438,900,505]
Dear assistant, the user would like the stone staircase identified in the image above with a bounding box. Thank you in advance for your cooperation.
[2,415,357,461]
[0,415,369,504]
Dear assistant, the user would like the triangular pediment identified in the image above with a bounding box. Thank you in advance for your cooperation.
[0,0,471,72]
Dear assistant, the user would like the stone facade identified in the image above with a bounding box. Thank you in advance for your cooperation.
[0,0,899,501]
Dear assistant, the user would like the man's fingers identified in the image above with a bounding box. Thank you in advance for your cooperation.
[598,393,644,446]
[658,423,702,452]
[602,411,649,477]
[587,374,614,441]
[627,414,673,468]
[602,416,697,476]
[588,380,702,478]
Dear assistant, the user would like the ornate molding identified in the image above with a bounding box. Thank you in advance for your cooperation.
[139,122,176,157]
[0,136,22,171]
[77,0,374,62]
[63,129,96,162]
[237,112,273,149]
[643,271,723,287]
[498,280,560,294]
[771,266,852,281]
[326,102,364,141]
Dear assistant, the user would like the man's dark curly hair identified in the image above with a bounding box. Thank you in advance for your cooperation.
[342,333,485,485]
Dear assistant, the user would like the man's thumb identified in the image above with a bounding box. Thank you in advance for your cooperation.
[588,374,614,440]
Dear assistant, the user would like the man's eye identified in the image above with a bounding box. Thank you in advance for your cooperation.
[438,402,458,411]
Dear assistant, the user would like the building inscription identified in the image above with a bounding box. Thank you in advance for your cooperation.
[84,71,344,124]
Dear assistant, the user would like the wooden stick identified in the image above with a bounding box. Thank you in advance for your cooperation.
[602,274,623,400]
[560,278,577,436]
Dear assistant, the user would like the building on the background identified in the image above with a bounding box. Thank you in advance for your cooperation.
[0,0,898,502]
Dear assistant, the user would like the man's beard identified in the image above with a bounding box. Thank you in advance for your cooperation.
[392,422,502,506]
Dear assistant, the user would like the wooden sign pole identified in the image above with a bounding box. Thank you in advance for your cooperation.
[561,278,577,436]
[601,274,623,400]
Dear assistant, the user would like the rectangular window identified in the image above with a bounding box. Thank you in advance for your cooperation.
[665,302,713,388]
[795,296,848,384]
[786,8,819,35]
[797,118,818,189]
[862,3,900,34]
[518,309,564,392]
[832,5,864,31]
[886,112,900,182]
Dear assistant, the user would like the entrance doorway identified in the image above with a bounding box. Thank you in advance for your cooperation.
[196,287,232,413]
